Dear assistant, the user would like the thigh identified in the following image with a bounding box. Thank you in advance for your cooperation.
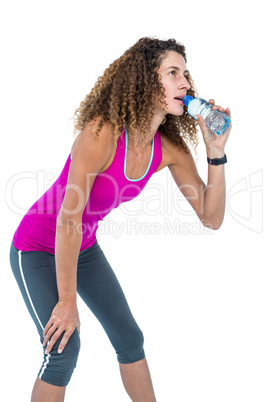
[10,241,81,386]
[77,242,141,348]
[9,241,58,339]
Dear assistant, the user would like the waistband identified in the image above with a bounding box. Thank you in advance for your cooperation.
[10,239,99,256]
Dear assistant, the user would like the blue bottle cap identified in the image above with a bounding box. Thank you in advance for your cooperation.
[183,95,193,106]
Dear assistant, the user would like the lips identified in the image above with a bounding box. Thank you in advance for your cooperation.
[174,97,184,104]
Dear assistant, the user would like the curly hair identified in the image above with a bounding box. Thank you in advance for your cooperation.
[73,37,198,152]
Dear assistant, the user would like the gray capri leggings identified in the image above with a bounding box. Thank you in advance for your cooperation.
[9,240,145,387]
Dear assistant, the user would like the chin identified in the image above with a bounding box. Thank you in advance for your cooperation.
[169,110,184,117]
[167,105,185,117]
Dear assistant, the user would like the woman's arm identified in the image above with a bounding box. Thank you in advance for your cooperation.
[43,121,115,354]
[168,101,231,229]
[202,148,226,229]
[43,224,82,354]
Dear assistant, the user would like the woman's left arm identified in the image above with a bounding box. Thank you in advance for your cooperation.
[168,100,231,230]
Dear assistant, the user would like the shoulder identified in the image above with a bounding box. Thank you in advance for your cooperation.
[70,118,117,178]
[76,117,115,146]
[71,118,116,161]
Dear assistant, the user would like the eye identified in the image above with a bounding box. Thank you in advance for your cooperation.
[169,70,176,76]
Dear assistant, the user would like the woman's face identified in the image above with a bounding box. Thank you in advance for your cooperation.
[157,51,191,116]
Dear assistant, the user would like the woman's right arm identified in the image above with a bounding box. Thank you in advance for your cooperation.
[43,121,115,354]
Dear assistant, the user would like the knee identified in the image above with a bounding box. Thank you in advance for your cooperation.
[38,329,81,387]
[116,325,145,364]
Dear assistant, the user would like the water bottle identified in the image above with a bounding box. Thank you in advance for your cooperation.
[183,95,231,135]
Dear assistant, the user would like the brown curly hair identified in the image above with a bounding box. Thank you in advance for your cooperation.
[73,37,198,152]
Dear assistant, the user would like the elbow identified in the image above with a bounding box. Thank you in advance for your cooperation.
[56,212,83,235]
[57,209,82,225]
[200,216,224,231]
[203,221,222,231]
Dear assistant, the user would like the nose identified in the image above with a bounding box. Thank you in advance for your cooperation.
[179,76,191,91]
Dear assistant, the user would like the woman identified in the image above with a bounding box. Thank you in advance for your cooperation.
[9,37,231,401]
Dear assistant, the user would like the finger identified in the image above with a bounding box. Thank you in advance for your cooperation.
[209,100,228,114]
[196,114,206,128]
[43,318,54,337]
[45,327,64,354]
[57,328,74,354]
[77,321,81,335]
[43,320,55,346]
[196,114,209,135]
[226,107,231,117]
[212,105,226,113]
[43,323,58,347]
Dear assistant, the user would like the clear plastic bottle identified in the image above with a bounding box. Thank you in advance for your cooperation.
[183,95,231,135]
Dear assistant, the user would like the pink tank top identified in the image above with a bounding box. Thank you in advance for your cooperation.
[12,129,162,254]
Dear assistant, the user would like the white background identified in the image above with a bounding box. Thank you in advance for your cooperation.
[1,0,267,401]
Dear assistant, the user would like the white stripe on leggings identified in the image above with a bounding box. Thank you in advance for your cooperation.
[18,250,51,379]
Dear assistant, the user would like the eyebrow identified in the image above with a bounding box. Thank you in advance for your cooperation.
[165,66,189,74]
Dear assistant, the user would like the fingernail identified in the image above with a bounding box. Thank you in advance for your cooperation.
[58,349,62,354]
[45,349,49,354]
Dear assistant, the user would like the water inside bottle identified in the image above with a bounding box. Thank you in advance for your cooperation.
[205,111,230,135]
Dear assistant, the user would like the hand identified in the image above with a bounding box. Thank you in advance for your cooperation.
[43,300,80,354]
[197,99,232,158]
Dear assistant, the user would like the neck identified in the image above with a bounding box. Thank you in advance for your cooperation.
[127,110,165,153]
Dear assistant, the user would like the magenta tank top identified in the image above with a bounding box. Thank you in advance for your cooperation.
[12,129,162,254]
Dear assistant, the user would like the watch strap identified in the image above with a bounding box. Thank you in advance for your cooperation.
[207,154,227,166]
